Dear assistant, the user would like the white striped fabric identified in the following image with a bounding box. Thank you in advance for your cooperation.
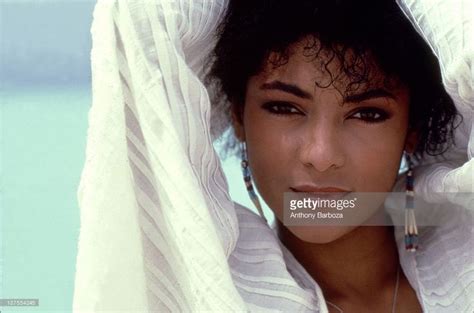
[73,0,473,312]
[396,0,474,199]
[74,0,245,311]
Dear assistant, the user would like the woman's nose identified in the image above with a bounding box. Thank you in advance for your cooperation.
[297,121,346,172]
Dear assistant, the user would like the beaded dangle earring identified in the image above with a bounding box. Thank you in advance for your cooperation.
[241,142,267,223]
[405,152,418,251]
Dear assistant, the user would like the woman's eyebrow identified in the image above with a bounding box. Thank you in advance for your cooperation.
[343,88,396,103]
[260,81,313,100]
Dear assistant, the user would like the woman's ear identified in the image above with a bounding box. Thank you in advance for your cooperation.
[404,128,419,153]
[231,104,245,142]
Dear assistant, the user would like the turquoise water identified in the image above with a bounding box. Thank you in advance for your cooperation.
[0,85,266,312]
[1,86,90,312]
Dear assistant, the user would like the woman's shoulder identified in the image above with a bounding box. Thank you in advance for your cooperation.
[394,196,474,312]
[229,202,321,311]
[384,169,474,311]
[232,201,281,249]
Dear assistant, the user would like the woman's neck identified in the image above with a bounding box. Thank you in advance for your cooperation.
[276,221,400,303]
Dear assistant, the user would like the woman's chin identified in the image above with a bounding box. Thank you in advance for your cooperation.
[288,225,357,244]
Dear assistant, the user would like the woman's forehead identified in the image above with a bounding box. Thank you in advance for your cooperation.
[255,41,405,98]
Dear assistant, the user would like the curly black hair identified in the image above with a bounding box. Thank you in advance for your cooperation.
[208,0,460,160]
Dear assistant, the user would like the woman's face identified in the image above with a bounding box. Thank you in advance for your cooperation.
[233,39,413,243]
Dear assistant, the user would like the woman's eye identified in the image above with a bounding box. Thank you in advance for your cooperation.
[261,101,303,115]
[349,108,390,123]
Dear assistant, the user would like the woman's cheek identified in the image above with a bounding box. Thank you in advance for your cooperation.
[246,119,291,210]
[345,124,405,192]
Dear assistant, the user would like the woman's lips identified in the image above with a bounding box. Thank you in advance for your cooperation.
[289,186,351,201]
[290,185,350,193]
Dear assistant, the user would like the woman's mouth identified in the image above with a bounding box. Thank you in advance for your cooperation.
[290,185,350,193]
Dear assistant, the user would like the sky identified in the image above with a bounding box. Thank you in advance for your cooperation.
[1,1,95,87]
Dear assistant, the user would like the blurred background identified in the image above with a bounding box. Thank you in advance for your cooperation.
[0,1,271,312]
